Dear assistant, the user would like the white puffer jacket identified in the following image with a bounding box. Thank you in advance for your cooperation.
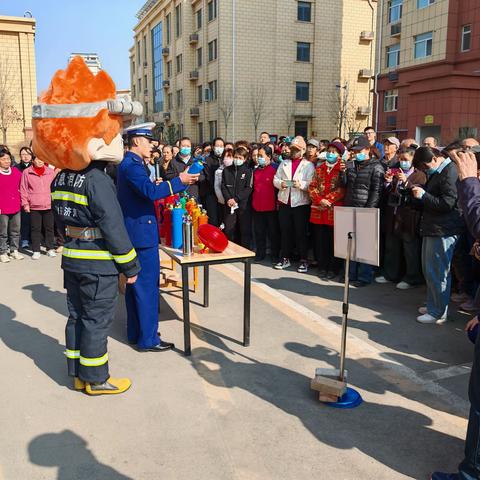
[273,158,315,207]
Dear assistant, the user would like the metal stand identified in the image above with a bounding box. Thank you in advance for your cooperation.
[325,232,363,409]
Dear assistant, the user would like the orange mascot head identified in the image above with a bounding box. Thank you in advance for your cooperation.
[32,56,143,171]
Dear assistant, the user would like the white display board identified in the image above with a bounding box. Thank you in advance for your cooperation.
[333,207,380,267]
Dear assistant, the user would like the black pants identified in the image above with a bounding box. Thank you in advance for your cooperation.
[30,209,55,252]
[314,224,340,273]
[224,206,252,249]
[253,210,280,259]
[278,204,310,261]
[20,209,31,244]
[202,192,222,227]
[64,271,118,383]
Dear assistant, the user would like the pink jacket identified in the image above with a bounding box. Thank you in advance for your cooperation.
[0,168,22,215]
[20,166,56,210]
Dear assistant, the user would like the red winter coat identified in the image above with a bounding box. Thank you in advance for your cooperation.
[252,165,277,212]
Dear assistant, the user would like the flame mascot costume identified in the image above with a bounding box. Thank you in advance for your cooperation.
[32,57,142,395]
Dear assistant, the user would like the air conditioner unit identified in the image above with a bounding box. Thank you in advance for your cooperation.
[357,106,371,116]
[189,33,199,45]
[388,71,399,82]
[360,31,374,41]
[359,69,373,79]
[162,80,170,88]
[190,107,200,117]
[162,47,170,56]
[189,70,199,81]
[163,112,171,120]
[204,88,211,102]
[391,23,401,37]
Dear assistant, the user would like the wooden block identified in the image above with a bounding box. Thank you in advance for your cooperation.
[315,368,348,382]
[319,393,339,403]
[310,376,347,397]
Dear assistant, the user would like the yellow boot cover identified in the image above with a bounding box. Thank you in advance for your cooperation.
[85,377,132,396]
[73,377,85,390]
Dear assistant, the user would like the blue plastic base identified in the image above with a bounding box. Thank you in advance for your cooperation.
[323,387,363,409]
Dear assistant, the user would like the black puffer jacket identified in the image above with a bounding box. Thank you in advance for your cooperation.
[221,163,253,210]
[417,160,465,237]
[165,154,206,200]
[342,158,385,208]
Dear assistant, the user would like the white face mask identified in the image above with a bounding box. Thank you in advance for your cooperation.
[223,157,233,167]
[87,133,124,164]
[214,147,224,157]
[233,158,244,167]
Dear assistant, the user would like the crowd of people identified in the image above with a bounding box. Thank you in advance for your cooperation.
[2,126,480,327]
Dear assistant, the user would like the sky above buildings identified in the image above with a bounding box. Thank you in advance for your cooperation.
[2,0,146,92]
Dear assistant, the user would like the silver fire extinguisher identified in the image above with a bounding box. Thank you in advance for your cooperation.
[182,215,194,256]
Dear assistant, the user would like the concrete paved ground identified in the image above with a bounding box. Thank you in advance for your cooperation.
[0,253,473,479]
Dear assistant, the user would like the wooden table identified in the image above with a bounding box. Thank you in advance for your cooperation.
[159,242,255,356]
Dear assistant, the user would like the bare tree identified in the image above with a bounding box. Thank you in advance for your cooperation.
[218,88,234,139]
[249,83,268,141]
[283,99,296,136]
[0,57,23,144]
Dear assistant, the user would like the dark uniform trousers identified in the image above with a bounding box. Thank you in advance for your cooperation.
[64,271,118,384]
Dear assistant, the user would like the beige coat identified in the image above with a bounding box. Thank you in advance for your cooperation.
[273,158,315,207]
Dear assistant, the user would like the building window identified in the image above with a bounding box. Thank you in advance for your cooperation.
[295,82,310,102]
[166,13,171,44]
[196,9,202,30]
[132,60,136,74]
[175,4,182,38]
[208,0,218,22]
[414,32,433,59]
[386,43,400,68]
[176,89,183,108]
[167,92,173,110]
[461,25,472,52]
[137,40,141,64]
[297,2,312,22]
[144,74,148,92]
[388,0,403,24]
[138,78,142,94]
[459,127,478,139]
[198,85,203,104]
[176,54,183,74]
[198,122,204,143]
[151,22,164,113]
[143,36,148,64]
[197,47,203,68]
[208,39,218,62]
[167,61,172,79]
[208,80,217,101]
[384,90,398,112]
[209,120,217,140]
[132,85,136,98]
[417,0,435,8]
[296,42,311,62]
[295,120,308,138]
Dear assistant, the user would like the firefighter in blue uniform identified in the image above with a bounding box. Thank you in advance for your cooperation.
[51,160,141,395]
[117,123,199,351]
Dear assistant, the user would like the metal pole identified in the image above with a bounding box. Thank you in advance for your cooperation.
[339,232,354,381]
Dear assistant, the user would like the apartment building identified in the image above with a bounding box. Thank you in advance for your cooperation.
[130,0,377,143]
[68,53,102,75]
[376,0,480,143]
[0,15,37,150]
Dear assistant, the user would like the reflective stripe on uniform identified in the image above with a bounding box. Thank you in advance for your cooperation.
[63,247,137,264]
[51,191,89,206]
[167,181,173,196]
[65,349,80,359]
[79,353,108,367]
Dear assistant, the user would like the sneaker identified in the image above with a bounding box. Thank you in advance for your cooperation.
[430,472,459,479]
[47,249,57,258]
[32,252,41,260]
[351,280,369,288]
[0,253,10,263]
[326,271,336,280]
[297,262,308,273]
[451,292,471,304]
[460,299,477,312]
[418,306,427,314]
[56,246,64,253]
[318,269,327,279]
[20,240,29,249]
[396,281,413,290]
[274,258,291,270]
[375,276,390,284]
[417,313,447,325]
[10,250,24,260]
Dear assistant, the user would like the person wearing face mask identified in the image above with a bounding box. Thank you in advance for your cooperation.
[214,150,233,225]
[252,146,280,263]
[411,146,465,324]
[15,146,34,249]
[341,135,385,286]
[308,141,346,279]
[202,137,226,227]
[221,145,253,248]
[376,146,426,288]
[165,136,205,200]
[273,136,315,273]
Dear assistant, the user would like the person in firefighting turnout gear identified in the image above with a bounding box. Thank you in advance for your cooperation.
[32,56,143,395]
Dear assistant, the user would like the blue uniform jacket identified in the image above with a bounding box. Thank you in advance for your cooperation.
[117,151,186,248]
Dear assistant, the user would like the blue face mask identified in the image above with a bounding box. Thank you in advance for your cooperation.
[180,147,191,157]
[400,161,412,171]
[426,167,437,175]
[325,152,338,164]
[355,152,368,162]
[257,157,266,167]
[233,159,244,167]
